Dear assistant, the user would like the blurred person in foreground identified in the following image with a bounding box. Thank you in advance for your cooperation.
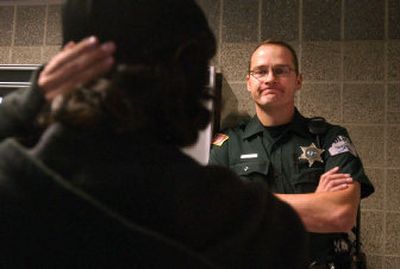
[0,1,308,268]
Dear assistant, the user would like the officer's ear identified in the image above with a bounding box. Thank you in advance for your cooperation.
[295,73,303,92]
[246,73,252,92]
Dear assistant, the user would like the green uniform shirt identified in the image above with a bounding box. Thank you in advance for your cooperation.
[209,109,374,262]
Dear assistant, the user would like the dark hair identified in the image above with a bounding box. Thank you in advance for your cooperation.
[51,0,216,147]
[248,40,299,75]
[62,0,215,65]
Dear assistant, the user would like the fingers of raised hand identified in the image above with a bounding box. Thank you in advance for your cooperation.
[43,36,99,75]
[45,56,114,101]
[39,36,116,101]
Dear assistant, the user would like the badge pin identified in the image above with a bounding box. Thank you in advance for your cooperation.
[299,143,325,167]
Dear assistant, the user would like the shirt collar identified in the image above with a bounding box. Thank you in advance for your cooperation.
[242,108,310,140]
[243,115,265,139]
[288,108,310,138]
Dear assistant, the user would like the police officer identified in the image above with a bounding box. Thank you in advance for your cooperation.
[209,40,374,268]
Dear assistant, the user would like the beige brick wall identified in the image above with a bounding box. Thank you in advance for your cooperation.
[0,0,62,64]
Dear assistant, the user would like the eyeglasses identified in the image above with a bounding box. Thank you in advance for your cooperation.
[249,65,295,80]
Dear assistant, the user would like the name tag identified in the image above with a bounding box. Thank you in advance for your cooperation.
[240,153,258,159]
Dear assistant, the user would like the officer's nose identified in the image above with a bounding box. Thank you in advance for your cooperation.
[264,69,277,83]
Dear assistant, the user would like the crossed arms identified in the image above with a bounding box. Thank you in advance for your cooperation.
[275,166,360,233]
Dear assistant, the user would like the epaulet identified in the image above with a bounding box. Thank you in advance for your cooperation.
[308,117,328,135]
[211,133,229,147]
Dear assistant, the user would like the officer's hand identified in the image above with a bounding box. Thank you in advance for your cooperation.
[315,166,353,193]
[38,36,116,102]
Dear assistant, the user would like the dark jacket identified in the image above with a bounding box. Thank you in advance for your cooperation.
[0,121,308,268]
[0,70,45,142]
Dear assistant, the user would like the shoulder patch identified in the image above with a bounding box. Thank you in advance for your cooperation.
[212,133,229,147]
[328,135,358,157]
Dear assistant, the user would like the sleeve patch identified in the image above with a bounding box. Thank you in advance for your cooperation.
[328,135,358,157]
[212,133,229,147]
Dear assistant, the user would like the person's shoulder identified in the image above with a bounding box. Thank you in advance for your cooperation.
[323,121,350,138]
[302,114,347,135]
[306,117,359,157]
[211,114,252,147]
[300,113,354,147]
[202,164,308,268]
[223,119,251,136]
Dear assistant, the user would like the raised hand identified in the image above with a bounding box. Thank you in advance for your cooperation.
[38,36,116,101]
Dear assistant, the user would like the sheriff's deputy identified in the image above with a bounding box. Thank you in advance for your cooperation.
[209,40,375,269]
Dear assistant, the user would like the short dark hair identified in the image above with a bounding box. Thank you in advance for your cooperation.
[62,0,215,65]
[248,40,299,75]
[50,0,216,148]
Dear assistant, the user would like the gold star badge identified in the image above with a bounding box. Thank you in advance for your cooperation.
[299,143,325,167]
